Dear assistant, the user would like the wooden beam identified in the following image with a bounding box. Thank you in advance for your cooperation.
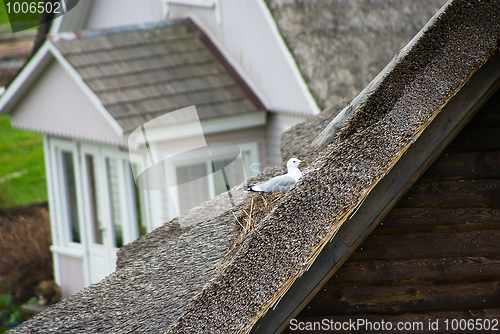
[303,281,500,316]
[332,256,500,285]
[419,151,500,181]
[250,52,500,334]
[379,207,500,230]
[348,230,500,261]
[396,179,500,208]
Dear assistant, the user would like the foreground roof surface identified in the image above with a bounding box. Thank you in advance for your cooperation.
[10,0,500,333]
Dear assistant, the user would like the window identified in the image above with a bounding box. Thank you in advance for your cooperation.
[172,153,248,216]
[106,158,123,248]
[60,150,81,243]
[176,162,211,214]
[126,163,147,238]
[85,154,103,245]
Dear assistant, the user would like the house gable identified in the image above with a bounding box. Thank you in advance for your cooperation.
[50,20,265,134]
[10,59,127,146]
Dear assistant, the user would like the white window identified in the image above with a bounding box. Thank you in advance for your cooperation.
[165,143,258,218]
[163,0,222,24]
[84,153,103,245]
[51,140,84,247]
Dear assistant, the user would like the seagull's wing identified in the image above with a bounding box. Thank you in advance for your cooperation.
[248,174,297,192]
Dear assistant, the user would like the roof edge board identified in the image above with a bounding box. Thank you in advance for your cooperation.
[128,111,266,144]
[251,51,500,334]
[47,40,124,137]
[311,0,454,150]
[256,0,321,115]
[0,42,52,115]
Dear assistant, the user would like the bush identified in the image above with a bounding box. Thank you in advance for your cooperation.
[0,294,39,333]
[0,203,53,304]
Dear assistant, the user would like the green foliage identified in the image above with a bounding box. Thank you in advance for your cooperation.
[0,115,47,208]
[0,294,23,332]
[0,1,11,28]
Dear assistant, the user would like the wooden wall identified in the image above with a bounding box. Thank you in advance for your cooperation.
[283,89,500,333]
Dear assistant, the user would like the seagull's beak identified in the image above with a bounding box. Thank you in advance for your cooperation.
[300,160,307,164]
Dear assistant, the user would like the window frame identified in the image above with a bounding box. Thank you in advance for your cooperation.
[164,142,259,219]
[50,139,86,250]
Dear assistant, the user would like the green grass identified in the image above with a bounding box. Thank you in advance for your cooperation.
[0,1,12,31]
[0,115,47,208]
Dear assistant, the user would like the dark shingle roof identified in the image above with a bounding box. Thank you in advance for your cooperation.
[52,20,261,132]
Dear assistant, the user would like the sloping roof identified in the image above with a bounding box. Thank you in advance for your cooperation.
[9,0,500,333]
[264,0,447,110]
[10,190,249,333]
[49,19,264,133]
[166,0,500,332]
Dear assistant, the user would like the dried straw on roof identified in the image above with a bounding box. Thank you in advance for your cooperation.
[10,191,249,333]
[9,1,500,333]
[166,1,500,332]
[264,0,447,110]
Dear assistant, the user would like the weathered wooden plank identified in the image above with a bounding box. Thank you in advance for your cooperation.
[348,230,500,261]
[446,127,500,152]
[395,179,500,208]
[284,309,500,334]
[381,207,500,230]
[302,281,500,316]
[373,207,500,235]
[420,150,500,181]
[465,90,500,129]
[328,256,500,286]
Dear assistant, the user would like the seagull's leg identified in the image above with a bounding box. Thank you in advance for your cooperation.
[214,161,246,233]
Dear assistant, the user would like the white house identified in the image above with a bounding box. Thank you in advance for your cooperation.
[0,0,319,298]
[0,0,443,297]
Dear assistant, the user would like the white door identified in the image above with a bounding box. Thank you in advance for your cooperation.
[81,145,149,283]
[80,145,114,283]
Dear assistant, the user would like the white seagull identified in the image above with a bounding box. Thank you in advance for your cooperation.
[247,157,306,192]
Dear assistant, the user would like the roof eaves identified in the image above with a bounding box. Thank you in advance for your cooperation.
[47,39,124,137]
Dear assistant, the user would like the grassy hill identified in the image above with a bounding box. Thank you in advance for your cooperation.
[0,2,46,208]
[0,1,11,28]
[0,115,47,208]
